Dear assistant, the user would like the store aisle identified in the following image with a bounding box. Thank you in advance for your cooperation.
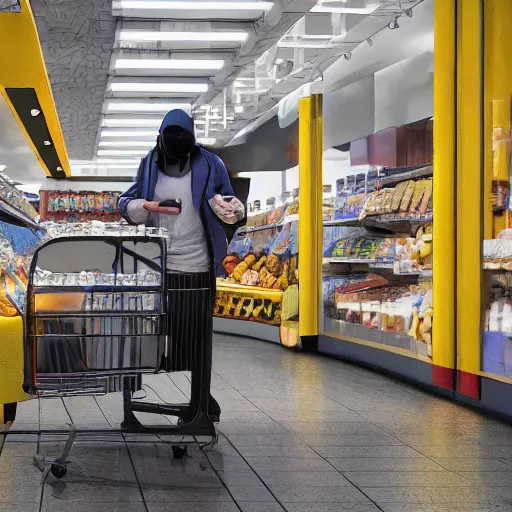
[2,334,512,512]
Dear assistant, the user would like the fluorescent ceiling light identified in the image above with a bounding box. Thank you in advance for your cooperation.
[197,138,216,145]
[72,163,139,169]
[98,150,150,156]
[102,118,162,127]
[116,1,273,11]
[119,30,247,43]
[99,141,154,147]
[96,158,142,164]
[102,130,159,137]
[107,102,190,113]
[115,59,225,70]
[311,2,380,14]
[110,82,209,93]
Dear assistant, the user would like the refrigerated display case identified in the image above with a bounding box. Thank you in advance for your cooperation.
[321,164,434,362]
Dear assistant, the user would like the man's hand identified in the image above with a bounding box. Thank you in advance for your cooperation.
[143,201,181,215]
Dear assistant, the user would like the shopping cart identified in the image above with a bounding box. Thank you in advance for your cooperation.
[13,226,217,481]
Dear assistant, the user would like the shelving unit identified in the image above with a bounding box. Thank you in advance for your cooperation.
[322,166,434,360]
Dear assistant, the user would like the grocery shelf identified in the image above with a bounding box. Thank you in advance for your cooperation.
[324,212,433,230]
[0,198,39,230]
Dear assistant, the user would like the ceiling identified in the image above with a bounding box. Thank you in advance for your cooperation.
[30,0,424,179]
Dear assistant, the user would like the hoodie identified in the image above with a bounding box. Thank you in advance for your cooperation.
[118,109,235,277]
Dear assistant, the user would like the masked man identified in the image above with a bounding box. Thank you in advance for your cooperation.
[118,109,243,423]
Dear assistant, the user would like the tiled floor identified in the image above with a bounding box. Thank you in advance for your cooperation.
[2,334,512,512]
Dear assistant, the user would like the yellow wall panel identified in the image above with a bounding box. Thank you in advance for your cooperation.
[456,0,483,378]
[0,0,70,176]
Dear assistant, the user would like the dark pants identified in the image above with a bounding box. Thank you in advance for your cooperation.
[166,272,219,416]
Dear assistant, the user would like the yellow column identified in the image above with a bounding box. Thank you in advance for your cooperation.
[456,0,483,398]
[298,94,323,349]
[432,0,457,389]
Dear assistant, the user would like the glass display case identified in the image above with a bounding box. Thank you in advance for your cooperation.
[215,197,300,347]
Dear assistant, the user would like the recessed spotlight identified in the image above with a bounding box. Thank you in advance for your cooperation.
[43,141,52,146]
[30,109,40,117]
[343,52,352,60]
[388,18,399,29]
[56,166,63,171]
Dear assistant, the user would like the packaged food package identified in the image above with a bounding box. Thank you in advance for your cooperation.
[390,181,410,212]
[400,181,417,212]
[282,284,299,321]
[233,254,257,281]
[269,223,291,257]
[335,274,389,296]
[266,254,282,277]
[227,235,252,259]
[380,302,389,332]
[484,239,512,260]
[223,255,241,276]
[381,188,395,213]
[418,179,433,215]
[409,180,427,213]
[241,269,259,286]
[209,195,245,225]
[498,228,512,240]
[280,321,300,348]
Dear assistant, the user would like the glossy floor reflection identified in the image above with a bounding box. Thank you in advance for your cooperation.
[2,334,512,512]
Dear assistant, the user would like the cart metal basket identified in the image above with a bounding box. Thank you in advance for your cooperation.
[15,228,217,478]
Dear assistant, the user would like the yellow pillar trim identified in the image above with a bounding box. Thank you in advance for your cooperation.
[0,0,70,176]
[432,0,456,372]
[456,0,483,376]
[298,94,323,338]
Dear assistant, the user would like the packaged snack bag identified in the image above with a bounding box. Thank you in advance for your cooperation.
[400,181,416,212]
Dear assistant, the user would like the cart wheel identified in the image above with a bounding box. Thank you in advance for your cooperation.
[50,464,67,480]
[172,446,188,460]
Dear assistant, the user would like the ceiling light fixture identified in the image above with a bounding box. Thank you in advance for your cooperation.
[30,109,40,117]
[102,118,162,127]
[97,149,150,156]
[388,17,400,29]
[196,138,216,145]
[99,141,154,147]
[119,30,248,43]
[96,158,142,164]
[107,102,191,113]
[116,1,273,12]
[110,82,209,93]
[71,163,139,169]
[311,2,380,14]
[115,59,225,70]
[101,130,159,137]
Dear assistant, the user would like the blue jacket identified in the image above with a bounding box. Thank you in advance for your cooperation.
[118,109,234,277]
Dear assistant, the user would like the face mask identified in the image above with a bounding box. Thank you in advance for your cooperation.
[161,127,195,161]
